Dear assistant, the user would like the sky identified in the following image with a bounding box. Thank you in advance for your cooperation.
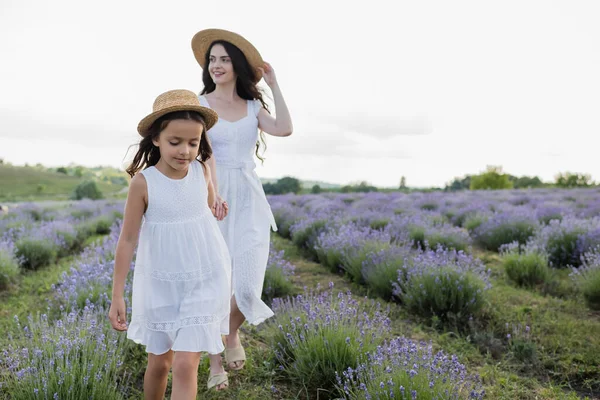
[1,0,599,188]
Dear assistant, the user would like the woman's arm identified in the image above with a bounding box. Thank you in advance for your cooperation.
[257,62,293,137]
[108,174,146,331]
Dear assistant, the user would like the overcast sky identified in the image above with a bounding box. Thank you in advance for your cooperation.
[1,0,599,187]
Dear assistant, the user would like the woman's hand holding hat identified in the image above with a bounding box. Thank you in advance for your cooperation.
[257,62,277,88]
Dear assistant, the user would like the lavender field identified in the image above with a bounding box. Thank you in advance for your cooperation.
[1,188,600,399]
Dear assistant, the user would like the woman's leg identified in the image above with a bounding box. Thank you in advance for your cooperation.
[226,295,246,368]
[171,351,202,400]
[144,351,173,400]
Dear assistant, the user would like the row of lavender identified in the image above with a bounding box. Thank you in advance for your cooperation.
[269,189,600,316]
[0,201,484,399]
[0,201,123,290]
[0,223,130,399]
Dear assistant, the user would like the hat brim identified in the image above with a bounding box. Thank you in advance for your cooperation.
[191,29,264,83]
[137,105,218,137]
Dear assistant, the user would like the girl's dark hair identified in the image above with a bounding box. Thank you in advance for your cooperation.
[126,111,211,177]
[200,40,269,162]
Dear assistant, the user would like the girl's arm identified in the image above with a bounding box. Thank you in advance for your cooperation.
[202,161,228,219]
[257,62,293,137]
[108,174,147,331]
[206,152,226,221]
[202,162,216,209]
[206,154,219,194]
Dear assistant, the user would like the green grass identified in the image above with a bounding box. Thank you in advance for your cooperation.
[0,256,76,338]
[0,164,126,202]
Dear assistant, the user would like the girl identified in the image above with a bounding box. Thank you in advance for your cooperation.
[108,89,232,396]
[190,29,293,373]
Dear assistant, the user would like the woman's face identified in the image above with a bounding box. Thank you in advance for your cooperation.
[208,44,236,85]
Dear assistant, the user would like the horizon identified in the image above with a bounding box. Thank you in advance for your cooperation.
[1,160,592,190]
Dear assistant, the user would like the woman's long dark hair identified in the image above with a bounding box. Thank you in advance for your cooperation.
[200,40,269,162]
[126,111,211,177]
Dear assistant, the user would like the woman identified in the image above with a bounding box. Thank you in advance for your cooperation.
[191,28,293,390]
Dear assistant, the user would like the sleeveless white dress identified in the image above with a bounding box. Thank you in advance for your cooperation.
[127,161,231,355]
[199,95,277,325]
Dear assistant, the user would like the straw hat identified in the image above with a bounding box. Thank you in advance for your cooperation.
[191,28,264,82]
[137,89,218,137]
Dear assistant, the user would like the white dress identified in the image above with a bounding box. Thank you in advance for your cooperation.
[199,95,277,325]
[127,161,231,355]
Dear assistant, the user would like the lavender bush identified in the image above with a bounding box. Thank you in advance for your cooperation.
[0,240,19,290]
[267,285,391,397]
[338,337,485,399]
[393,247,491,325]
[263,245,296,304]
[528,217,600,268]
[472,211,539,252]
[15,238,59,270]
[571,249,600,310]
[500,242,550,287]
[52,222,121,312]
[290,216,331,253]
[361,246,412,300]
[316,223,392,282]
[504,322,536,364]
[0,306,129,400]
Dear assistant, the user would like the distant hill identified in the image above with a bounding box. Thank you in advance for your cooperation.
[0,162,346,203]
[260,177,341,189]
[0,164,127,203]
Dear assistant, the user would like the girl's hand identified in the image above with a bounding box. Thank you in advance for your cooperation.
[108,296,128,331]
[212,195,229,221]
[257,62,277,88]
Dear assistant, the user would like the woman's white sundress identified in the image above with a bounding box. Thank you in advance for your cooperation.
[199,95,277,325]
[127,160,232,355]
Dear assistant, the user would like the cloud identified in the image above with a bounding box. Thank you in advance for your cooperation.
[0,109,139,148]
[266,121,413,160]
[312,112,432,140]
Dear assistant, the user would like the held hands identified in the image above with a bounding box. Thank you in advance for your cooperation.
[257,62,277,88]
[212,194,229,221]
[108,296,128,332]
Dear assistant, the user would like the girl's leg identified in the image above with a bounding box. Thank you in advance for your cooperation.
[144,351,173,400]
[171,351,202,400]
[207,353,228,390]
[225,295,246,368]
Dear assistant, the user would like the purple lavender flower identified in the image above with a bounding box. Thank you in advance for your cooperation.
[339,337,484,399]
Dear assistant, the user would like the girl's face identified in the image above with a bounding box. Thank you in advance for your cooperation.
[152,119,203,172]
[209,44,236,85]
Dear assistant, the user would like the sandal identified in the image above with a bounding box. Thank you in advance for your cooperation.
[224,346,246,370]
[207,370,228,391]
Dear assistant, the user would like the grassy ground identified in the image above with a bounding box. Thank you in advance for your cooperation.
[0,164,126,203]
[2,229,598,399]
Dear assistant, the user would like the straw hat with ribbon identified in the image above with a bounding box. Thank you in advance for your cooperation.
[137,89,218,137]
[191,28,264,82]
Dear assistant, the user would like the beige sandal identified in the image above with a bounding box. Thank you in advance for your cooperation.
[224,346,246,370]
[207,370,228,390]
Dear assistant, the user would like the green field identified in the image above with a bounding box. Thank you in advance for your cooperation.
[0,164,127,203]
